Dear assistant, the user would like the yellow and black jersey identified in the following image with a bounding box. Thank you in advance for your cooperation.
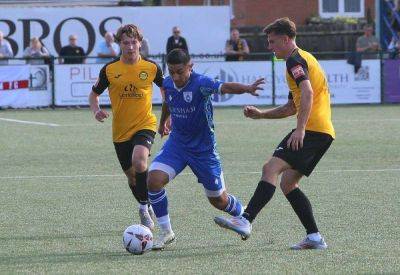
[286,48,335,139]
[92,56,163,142]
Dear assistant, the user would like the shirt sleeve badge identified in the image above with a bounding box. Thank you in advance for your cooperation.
[291,65,305,79]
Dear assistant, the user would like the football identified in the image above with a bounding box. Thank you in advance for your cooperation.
[123,224,153,254]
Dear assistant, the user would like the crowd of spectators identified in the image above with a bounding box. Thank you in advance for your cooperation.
[3,21,400,64]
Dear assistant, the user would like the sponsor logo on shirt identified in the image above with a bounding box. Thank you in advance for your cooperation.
[170,106,196,119]
[120,84,143,98]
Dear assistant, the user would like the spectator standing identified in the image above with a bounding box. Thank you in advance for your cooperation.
[59,35,85,64]
[166,26,188,55]
[356,25,380,53]
[225,29,250,61]
[96,32,120,63]
[23,37,50,65]
[140,38,150,58]
[0,31,14,65]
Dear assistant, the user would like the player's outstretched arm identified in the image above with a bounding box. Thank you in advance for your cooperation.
[244,99,296,119]
[221,78,265,96]
[88,91,109,123]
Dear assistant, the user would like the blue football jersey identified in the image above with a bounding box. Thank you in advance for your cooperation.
[163,71,223,151]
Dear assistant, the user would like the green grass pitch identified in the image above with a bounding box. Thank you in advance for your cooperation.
[0,105,399,273]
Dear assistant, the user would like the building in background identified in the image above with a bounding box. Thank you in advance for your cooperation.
[161,0,375,27]
[160,0,376,53]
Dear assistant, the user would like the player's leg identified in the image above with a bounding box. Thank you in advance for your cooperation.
[280,169,327,250]
[130,130,156,205]
[204,171,244,218]
[113,140,142,204]
[187,150,248,236]
[214,157,290,239]
[242,157,291,222]
[186,149,244,217]
[130,130,156,230]
[208,190,244,217]
[114,140,155,229]
[281,131,333,250]
[214,131,296,239]
[147,142,186,250]
[132,144,154,229]
[147,169,175,250]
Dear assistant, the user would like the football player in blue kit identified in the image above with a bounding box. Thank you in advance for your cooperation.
[147,49,265,250]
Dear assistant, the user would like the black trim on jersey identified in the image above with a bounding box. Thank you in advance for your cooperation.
[288,91,293,99]
[92,58,120,95]
[144,58,164,88]
[286,49,309,86]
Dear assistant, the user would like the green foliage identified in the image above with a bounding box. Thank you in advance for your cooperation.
[0,106,399,273]
[307,16,364,25]
[333,16,359,25]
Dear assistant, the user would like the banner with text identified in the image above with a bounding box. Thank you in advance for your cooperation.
[194,61,273,106]
[54,64,163,106]
[274,59,381,104]
[0,65,51,108]
[0,6,229,57]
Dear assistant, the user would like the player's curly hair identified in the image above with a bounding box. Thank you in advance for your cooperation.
[114,24,143,43]
[263,17,296,39]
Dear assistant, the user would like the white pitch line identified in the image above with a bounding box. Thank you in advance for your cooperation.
[1,168,400,180]
[0,174,121,179]
[0,118,60,127]
[215,118,400,124]
[54,118,400,127]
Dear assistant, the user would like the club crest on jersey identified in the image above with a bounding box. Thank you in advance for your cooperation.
[139,71,148,80]
[291,65,305,79]
[183,91,193,103]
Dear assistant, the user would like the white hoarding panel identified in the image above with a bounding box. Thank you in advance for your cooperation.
[0,65,51,108]
[0,6,230,57]
[54,64,163,106]
[194,61,273,106]
[274,59,381,105]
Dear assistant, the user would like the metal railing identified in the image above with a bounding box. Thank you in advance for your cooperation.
[0,51,398,108]
[381,0,400,48]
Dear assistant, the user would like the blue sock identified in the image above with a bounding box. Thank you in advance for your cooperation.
[148,189,168,218]
[224,194,244,217]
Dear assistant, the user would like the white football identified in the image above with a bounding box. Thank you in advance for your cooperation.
[123,224,153,254]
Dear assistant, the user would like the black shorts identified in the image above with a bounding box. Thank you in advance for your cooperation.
[273,130,333,177]
[113,129,156,171]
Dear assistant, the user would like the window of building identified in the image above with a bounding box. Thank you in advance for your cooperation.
[319,0,364,18]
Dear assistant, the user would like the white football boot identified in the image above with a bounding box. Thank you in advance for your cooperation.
[152,230,176,250]
[290,236,328,250]
[214,215,252,240]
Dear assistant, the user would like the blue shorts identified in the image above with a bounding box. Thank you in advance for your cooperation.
[149,139,226,197]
